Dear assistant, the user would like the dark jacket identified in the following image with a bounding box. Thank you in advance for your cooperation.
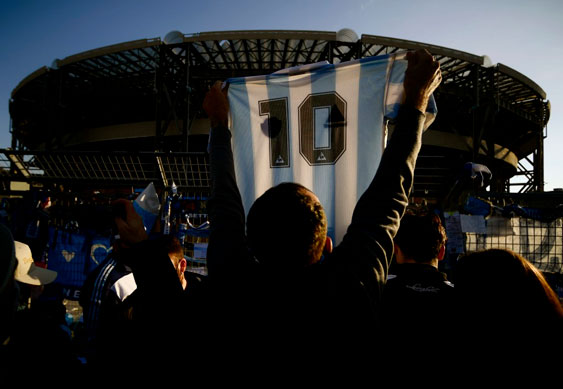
[79,251,137,365]
[117,239,210,367]
[205,105,427,362]
[382,263,455,349]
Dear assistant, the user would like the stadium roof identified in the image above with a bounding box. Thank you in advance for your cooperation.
[5,30,550,197]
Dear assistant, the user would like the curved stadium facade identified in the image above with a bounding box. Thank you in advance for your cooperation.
[5,29,550,203]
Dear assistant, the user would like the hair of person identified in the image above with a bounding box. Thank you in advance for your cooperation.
[160,235,184,267]
[455,248,563,325]
[394,210,447,263]
[246,182,327,269]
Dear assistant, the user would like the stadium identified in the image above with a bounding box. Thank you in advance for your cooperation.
[4,29,550,200]
[2,29,562,284]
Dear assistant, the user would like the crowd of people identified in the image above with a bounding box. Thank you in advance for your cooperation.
[1,49,561,374]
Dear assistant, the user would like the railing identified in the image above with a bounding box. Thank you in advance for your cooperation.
[0,149,210,191]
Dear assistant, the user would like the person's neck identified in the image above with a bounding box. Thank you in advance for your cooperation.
[398,257,438,269]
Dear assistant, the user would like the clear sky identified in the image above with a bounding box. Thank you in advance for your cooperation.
[1,0,561,190]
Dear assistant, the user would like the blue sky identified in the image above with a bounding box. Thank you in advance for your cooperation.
[1,0,562,190]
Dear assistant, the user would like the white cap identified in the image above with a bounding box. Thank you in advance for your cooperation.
[14,241,57,285]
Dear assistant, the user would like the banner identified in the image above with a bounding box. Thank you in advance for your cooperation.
[46,227,112,299]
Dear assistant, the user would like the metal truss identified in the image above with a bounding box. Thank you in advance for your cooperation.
[7,30,550,199]
[0,149,209,192]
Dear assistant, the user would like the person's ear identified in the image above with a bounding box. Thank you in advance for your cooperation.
[394,244,405,264]
[437,245,446,261]
[324,236,333,254]
[179,257,187,273]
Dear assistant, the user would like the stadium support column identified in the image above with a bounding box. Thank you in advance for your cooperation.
[184,44,190,152]
[10,118,18,150]
[535,129,544,192]
[154,45,173,153]
[155,45,164,152]
[472,64,480,163]
[45,67,64,151]
[55,67,64,150]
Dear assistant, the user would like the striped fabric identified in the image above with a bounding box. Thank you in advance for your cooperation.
[85,255,117,341]
[227,52,436,244]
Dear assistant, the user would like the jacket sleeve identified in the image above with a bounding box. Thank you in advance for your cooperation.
[332,105,426,301]
[205,125,252,278]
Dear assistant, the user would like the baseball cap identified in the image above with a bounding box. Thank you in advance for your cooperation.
[14,241,57,285]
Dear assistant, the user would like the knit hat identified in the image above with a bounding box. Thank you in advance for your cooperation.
[14,241,57,285]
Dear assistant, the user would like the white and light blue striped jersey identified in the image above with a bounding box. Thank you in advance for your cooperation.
[227,52,437,244]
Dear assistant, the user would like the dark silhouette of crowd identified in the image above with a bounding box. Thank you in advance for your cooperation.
[1,49,561,376]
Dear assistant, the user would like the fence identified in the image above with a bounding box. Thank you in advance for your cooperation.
[445,212,563,274]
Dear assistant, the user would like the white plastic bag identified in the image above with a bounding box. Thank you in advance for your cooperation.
[133,182,160,233]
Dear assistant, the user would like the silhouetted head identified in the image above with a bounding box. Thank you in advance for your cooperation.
[160,235,187,289]
[246,182,328,269]
[394,211,447,265]
[455,249,563,330]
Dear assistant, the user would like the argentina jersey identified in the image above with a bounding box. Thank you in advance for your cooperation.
[226,52,437,245]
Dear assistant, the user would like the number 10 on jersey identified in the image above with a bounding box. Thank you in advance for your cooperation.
[259,92,347,168]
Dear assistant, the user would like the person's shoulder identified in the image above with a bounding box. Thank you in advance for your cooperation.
[385,273,399,284]
[443,279,454,288]
[439,279,455,300]
[185,271,208,291]
[383,273,408,293]
[436,270,455,290]
[384,265,418,285]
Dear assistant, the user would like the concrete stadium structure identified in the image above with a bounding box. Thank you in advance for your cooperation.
[3,29,550,203]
